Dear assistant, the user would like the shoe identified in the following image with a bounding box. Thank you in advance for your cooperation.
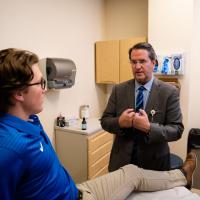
[181,152,197,189]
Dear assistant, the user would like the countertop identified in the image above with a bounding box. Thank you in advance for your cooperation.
[55,118,102,135]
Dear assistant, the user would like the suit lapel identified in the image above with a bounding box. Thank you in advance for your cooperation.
[126,79,135,109]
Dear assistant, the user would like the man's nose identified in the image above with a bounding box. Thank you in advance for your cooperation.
[135,62,142,68]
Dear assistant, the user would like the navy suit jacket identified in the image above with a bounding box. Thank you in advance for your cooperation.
[101,78,184,171]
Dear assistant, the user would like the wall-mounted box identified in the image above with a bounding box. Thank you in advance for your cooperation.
[153,53,184,76]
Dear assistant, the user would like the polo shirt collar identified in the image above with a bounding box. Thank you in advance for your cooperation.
[0,114,41,136]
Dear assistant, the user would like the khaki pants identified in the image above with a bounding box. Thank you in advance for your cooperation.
[77,164,186,200]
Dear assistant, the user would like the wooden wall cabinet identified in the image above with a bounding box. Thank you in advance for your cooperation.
[55,129,113,183]
[95,37,146,84]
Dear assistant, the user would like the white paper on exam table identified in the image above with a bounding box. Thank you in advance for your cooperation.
[126,186,200,200]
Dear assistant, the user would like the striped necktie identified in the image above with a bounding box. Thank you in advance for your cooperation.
[136,86,145,112]
[131,85,145,165]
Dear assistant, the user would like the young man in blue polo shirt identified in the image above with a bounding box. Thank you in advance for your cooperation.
[0,48,196,200]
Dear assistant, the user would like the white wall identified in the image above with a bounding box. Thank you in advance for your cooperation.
[148,0,195,159]
[0,0,107,144]
[105,0,148,40]
[189,0,200,128]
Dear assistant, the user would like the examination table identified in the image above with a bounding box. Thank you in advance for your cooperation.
[126,186,200,200]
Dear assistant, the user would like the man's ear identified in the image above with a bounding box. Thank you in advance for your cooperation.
[150,60,156,70]
[12,90,25,102]
[152,59,156,66]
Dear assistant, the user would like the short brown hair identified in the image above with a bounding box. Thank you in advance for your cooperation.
[128,42,157,61]
[0,48,39,115]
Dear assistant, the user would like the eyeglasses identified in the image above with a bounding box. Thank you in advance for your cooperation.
[130,59,148,65]
[26,78,46,90]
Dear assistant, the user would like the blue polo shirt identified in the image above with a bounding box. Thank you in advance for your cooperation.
[0,114,78,200]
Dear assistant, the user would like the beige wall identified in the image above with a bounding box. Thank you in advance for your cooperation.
[0,0,107,144]
[105,0,148,40]
[149,0,196,159]
[189,0,200,128]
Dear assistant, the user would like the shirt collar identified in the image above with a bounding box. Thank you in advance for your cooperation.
[0,113,42,136]
[135,76,154,92]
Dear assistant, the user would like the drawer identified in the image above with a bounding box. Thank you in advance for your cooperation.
[89,164,109,179]
[88,131,113,152]
[88,152,110,179]
[88,140,113,166]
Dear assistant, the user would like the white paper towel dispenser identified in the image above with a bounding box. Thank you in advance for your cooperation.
[39,58,76,89]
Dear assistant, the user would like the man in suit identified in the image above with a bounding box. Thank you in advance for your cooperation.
[101,42,184,172]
